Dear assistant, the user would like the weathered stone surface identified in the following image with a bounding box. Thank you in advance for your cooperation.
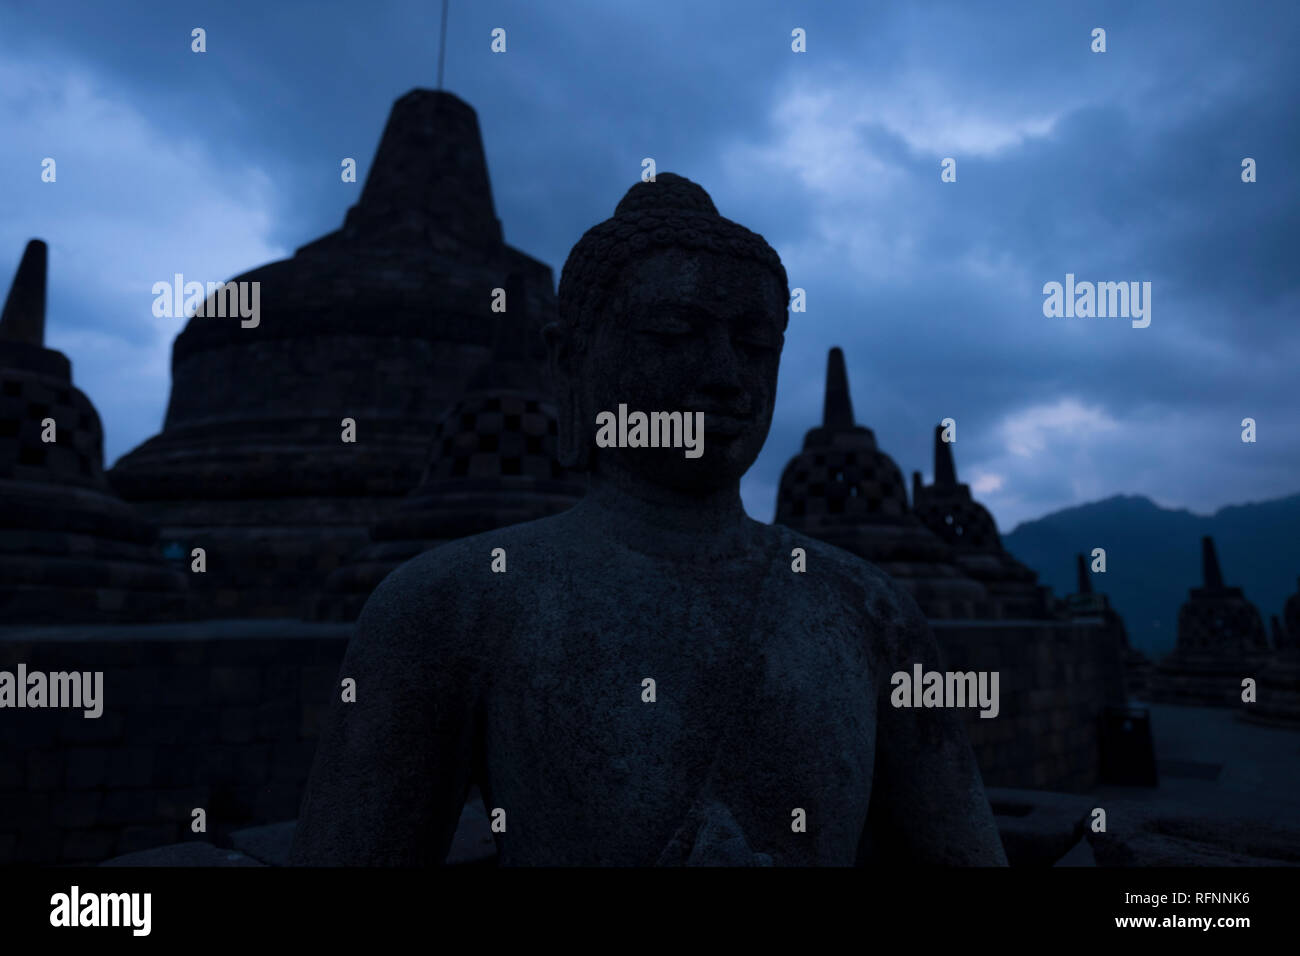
[290,174,1007,866]
[229,820,297,866]
[986,786,1093,866]
[1086,799,1300,866]
[0,619,349,864]
[100,841,263,867]
[1053,836,1097,866]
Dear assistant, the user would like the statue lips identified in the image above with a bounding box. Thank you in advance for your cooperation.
[696,407,754,438]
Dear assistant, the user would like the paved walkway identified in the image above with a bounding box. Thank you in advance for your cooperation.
[1090,701,1300,826]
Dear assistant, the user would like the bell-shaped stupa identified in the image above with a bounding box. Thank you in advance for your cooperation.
[911,425,1050,618]
[774,348,987,618]
[1149,536,1269,706]
[0,240,192,623]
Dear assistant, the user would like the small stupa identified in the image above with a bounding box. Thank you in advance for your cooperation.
[774,348,987,618]
[911,425,1051,619]
[0,240,192,623]
[1149,536,1269,706]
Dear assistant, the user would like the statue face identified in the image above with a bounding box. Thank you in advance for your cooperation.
[572,246,786,492]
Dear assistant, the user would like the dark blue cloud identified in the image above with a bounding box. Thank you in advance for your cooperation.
[1,0,1296,531]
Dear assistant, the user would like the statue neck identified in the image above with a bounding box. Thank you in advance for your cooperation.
[575,469,756,561]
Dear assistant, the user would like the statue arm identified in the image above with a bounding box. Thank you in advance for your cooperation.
[859,585,1008,865]
[290,569,477,866]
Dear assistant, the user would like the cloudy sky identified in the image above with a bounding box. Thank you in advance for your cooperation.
[2,0,1296,531]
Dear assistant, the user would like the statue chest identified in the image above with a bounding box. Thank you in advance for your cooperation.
[480,563,879,863]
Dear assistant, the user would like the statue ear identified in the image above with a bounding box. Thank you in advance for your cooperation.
[543,322,590,471]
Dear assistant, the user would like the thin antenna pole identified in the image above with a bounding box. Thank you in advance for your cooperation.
[437,0,449,90]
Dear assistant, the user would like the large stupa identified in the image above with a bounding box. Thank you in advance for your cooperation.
[0,240,192,623]
[312,286,586,620]
[107,89,557,617]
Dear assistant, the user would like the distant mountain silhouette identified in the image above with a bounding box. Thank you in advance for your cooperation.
[1003,493,1300,657]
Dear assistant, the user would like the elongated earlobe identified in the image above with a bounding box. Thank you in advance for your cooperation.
[544,322,590,471]
[556,381,589,470]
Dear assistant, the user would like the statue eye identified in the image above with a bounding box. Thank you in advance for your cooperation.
[635,317,694,336]
[734,334,779,352]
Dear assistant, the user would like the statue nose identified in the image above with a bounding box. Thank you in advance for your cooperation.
[698,325,744,394]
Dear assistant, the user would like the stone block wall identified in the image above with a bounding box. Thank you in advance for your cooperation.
[933,619,1120,792]
[0,621,348,864]
[0,616,1115,863]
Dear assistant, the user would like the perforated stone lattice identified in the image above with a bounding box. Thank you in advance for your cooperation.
[776,449,910,521]
[426,394,567,482]
[0,372,102,485]
[914,494,1001,551]
[1176,598,1268,654]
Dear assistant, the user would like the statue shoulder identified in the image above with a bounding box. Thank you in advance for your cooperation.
[352,518,559,655]
[769,522,926,650]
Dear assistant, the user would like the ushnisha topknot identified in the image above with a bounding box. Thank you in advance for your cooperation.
[556,173,790,335]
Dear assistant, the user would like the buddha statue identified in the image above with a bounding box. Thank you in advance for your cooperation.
[291,174,1006,866]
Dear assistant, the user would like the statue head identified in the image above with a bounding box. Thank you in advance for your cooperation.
[547,174,789,493]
